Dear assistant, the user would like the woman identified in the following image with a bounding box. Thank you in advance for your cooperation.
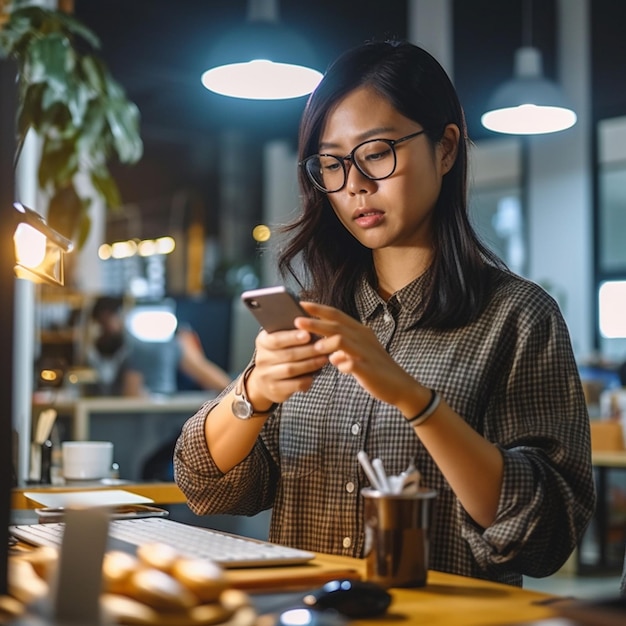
[175,40,595,586]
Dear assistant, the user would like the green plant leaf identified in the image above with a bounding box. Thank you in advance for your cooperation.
[37,100,72,135]
[91,170,121,209]
[28,33,74,87]
[106,98,143,163]
[55,11,101,50]
[16,82,45,140]
[39,137,79,189]
[78,100,109,160]
[0,8,45,57]
[47,185,86,242]
[6,2,143,246]
[63,78,92,127]
[81,55,107,94]
[76,204,93,249]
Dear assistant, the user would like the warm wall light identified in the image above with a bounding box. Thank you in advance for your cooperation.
[201,0,323,100]
[481,1,576,135]
[14,223,46,269]
[13,203,74,286]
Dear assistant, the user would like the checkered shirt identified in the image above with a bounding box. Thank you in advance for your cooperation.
[174,268,595,586]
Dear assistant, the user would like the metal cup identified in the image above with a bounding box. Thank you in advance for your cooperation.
[362,487,437,588]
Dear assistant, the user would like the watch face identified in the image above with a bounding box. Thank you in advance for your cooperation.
[232,397,252,419]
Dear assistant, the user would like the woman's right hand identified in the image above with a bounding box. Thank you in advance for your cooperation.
[203,325,328,473]
[245,328,329,407]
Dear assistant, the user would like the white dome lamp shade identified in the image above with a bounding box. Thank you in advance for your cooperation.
[201,0,323,100]
[481,46,577,135]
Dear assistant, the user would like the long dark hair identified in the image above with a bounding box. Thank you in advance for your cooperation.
[277,40,505,329]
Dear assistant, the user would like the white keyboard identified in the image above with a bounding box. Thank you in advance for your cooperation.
[10,517,315,568]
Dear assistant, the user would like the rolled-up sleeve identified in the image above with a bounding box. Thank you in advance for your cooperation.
[459,307,595,578]
[173,387,279,517]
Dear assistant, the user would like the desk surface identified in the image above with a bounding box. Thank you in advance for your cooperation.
[6,505,563,626]
[3,552,565,626]
[225,553,560,626]
[12,481,186,509]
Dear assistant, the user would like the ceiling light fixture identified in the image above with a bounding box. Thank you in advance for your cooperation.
[481,0,576,135]
[201,0,323,100]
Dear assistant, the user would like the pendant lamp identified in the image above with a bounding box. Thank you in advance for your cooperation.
[201,0,323,100]
[481,1,576,135]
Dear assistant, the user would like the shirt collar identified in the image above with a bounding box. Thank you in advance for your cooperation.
[355,268,432,324]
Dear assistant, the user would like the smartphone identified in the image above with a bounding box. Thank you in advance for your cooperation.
[35,504,169,522]
[241,286,310,333]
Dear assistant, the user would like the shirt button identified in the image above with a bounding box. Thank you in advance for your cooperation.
[384,312,393,323]
[351,423,360,435]
[343,536,352,549]
[346,481,355,493]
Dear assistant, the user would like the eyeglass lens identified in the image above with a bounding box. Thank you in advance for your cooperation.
[305,139,397,193]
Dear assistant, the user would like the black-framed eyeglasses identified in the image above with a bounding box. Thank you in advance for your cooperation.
[299,129,427,193]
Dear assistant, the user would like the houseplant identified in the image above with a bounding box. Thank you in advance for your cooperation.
[0,0,142,247]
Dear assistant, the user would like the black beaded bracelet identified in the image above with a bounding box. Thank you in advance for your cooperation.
[407,389,441,427]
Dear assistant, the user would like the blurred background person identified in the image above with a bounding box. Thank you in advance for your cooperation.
[85,296,129,396]
[86,296,232,481]
[86,296,231,397]
[123,322,231,397]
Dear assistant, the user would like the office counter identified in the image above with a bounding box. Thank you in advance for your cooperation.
[33,391,214,441]
[33,391,214,480]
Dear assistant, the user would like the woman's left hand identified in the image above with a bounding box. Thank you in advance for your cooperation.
[296,301,419,410]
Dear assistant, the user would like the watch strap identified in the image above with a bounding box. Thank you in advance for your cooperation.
[235,363,278,417]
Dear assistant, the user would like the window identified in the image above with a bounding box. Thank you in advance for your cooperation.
[469,138,525,275]
[596,116,626,359]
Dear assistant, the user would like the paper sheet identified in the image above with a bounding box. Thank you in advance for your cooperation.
[24,489,153,508]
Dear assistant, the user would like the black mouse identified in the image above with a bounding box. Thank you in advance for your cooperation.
[302,578,392,618]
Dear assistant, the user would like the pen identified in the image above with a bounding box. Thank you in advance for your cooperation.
[372,458,391,493]
[357,451,383,491]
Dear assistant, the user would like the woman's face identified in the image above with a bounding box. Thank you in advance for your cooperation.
[318,85,458,254]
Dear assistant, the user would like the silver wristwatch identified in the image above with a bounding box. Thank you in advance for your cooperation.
[231,363,277,420]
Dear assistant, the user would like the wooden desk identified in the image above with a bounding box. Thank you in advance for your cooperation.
[6,508,564,626]
[224,553,560,626]
[590,450,626,570]
[12,482,186,510]
[3,549,565,626]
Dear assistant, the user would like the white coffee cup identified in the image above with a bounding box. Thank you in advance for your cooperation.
[62,441,114,481]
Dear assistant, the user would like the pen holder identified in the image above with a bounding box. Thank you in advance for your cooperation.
[362,487,437,588]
